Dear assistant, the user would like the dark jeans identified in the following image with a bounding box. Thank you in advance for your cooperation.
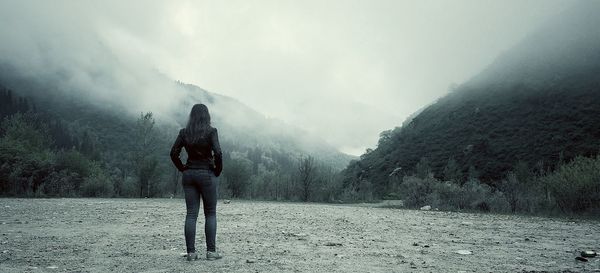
[182,168,218,253]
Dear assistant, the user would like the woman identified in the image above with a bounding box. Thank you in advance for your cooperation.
[170,103,223,261]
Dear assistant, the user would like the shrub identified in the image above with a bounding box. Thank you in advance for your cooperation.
[399,175,436,208]
[398,175,510,212]
[541,156,600,213]
[80,162,113,197]
[40,170,82,197]
[428,181,463,210]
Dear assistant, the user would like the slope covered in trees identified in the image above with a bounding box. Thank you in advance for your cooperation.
[342,2,600,199]
[0,72,353,200]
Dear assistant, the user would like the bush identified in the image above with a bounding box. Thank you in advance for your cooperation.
[80,163,113,197]
[40,170,82,197]
[398,176,510,212]
[399,175,436,208]
[427,181,463,210]
[541,156,600,213]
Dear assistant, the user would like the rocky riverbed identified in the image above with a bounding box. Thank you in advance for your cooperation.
[0,198,598,272]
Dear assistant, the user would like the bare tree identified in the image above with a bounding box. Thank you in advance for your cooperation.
[298,155,316,202]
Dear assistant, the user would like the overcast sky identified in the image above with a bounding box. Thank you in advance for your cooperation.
[0,0,572,155]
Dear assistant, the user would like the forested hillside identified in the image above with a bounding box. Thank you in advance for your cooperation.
[341,2,600,213]
[0,72,353,201]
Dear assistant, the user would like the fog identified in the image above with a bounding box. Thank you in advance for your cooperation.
[0,0,572,155]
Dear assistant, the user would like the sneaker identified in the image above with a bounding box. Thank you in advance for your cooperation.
[206,251,223,260]
[186,252,198,261]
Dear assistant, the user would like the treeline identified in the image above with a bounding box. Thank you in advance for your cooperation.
[3,88,599,215]
[0,112,346,201]
[0,88,346,201]
[341,154,600,215]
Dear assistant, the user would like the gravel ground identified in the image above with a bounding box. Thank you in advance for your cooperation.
[0,198,599,273]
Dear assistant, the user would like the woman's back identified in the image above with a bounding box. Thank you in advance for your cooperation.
[171,127,222,172]
[170,103,223,261]
[171,126,222,176]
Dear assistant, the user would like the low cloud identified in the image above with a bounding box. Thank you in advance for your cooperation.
[0,0,571,155]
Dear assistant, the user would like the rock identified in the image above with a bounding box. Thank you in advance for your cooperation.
[325,242,343,246]
[576,256,588,262]
[224,200,231,204]
[455,250,472,255]
[420,205,431,211]
[581,251,597,258]
[246,259,256,263]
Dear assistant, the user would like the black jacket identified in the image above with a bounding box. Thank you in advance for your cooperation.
[170,127,223,176]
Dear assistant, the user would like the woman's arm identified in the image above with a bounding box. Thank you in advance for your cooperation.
[170,129,187,172]
[211,128,223,176]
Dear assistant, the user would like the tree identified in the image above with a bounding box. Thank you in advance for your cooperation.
[443,157,462,183]
[132,112,159,197]
[79,130,100,160]
[500,172,520,212]
[223,157,252,198]
[415,157,432,179]
[298,155,316,202]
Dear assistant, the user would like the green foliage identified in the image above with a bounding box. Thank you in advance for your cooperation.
[0,112,114,197]
[1,84,352,200]
[342,21,600,199]
[398,175,509,212]
[541,156,600,213]
[222,155,252,198]
[443,157,462,183]
[0,113,55,195]
[399,176,436,207]
[0,112,52,151]
[55,148,93,177]
[129,112,162,197]
[80,162,113,197]
[415,157,432,179]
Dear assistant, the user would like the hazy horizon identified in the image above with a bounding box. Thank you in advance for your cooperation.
[0,0,573,155]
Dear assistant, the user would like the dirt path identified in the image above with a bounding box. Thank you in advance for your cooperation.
[0,198,598,272]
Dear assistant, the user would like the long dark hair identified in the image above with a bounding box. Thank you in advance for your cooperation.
[185,103,212,143]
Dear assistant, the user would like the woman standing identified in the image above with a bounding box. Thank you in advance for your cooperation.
[170,104,223,261]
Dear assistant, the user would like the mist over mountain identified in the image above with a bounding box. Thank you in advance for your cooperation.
[342,1,600,197]
[0,52,354,200]
[0,61,353,167]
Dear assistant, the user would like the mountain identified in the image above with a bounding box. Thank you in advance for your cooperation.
[0,62,353,166]
[173,82,355,169]
[341,1,600,197]
[0,61,354,199]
